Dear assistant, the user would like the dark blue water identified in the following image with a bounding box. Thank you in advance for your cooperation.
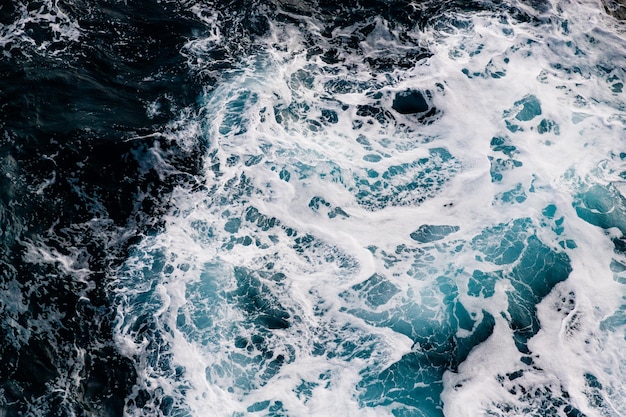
[0,1,204,414]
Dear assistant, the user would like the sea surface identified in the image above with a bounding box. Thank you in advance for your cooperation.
[1,0,626,416]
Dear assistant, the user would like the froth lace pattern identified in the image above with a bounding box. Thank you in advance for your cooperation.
[0,0,81,58]
[105,2,626,416]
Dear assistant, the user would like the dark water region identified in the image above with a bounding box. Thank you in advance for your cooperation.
[602,0,626,19]
[201,0,553,73]
[0,1,205,415]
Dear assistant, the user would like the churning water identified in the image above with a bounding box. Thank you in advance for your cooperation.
[2,0,626,416]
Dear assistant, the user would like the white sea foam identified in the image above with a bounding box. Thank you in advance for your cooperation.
[115,0,626,415]
[0,0,81,58]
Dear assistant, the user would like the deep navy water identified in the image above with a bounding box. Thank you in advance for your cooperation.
[1,1,626,416]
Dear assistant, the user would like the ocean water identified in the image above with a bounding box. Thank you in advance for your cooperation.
[2,0,626,416]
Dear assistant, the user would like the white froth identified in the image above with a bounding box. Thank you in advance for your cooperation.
[114,1,626,415]
[0,0,81,58]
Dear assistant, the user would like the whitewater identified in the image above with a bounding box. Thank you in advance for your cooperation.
[1,0,626,416]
